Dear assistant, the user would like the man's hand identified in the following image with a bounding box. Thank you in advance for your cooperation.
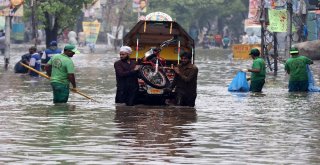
[173,67,180,74]
[240,69,248,72]
[134,65,140,71]
[71,88,78,92]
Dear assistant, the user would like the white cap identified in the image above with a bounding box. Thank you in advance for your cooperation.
[119,46,132,54]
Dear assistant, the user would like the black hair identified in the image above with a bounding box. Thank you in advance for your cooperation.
[252,52,260,57]
[180,52,192,59]
[29,46,37,51]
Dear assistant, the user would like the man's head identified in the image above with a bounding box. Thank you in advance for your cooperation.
[29,46,37,54]
[64,44,80,57]
[289,47,299,55]
[249,48,260,58]
[140,0,147,9]
[119,46,132,61]
[180,52,192,65]
[50,40,57,46]
[49,41,58,50]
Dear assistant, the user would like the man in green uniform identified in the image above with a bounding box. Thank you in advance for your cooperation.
[285,47,313,92]
[242,48,266,92]
[45,44,80,103]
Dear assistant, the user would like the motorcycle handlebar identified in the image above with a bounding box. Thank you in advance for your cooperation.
[160,37,176,48]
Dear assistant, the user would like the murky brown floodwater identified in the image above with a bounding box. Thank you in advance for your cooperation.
[1,46,320,164]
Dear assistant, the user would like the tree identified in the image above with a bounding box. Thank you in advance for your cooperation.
[147,0,248,37]
[24,0,94,47]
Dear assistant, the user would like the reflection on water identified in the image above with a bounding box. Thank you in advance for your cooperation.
[1,49,320,164]
[114,106,197,158]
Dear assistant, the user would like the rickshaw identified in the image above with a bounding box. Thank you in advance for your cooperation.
[122,12,195,104]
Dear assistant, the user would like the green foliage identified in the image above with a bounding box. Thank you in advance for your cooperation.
[24,0,93,32]
[146,0,248,32]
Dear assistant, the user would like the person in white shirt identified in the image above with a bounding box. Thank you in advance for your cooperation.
[248,33,259,44]
[241,32,249,44]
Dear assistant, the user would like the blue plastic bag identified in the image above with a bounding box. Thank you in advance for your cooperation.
[307,65,320,92]
[228,71,250,92]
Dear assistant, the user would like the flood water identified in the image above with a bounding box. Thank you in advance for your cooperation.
[1,46,320,164]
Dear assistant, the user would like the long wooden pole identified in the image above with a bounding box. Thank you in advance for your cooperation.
[20,62,96,102]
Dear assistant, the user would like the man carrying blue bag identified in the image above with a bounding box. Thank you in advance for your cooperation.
[241,48,266,92]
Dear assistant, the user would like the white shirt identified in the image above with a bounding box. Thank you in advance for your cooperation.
[242,35,249,44]
[248,35,259,44]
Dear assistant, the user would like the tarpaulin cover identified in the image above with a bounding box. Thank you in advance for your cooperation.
[228,71,250,92]
[307,65,320,92]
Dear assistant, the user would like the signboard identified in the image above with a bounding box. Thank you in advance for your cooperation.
[132,0,147,13]
[268,9,287,32]
[12,23,24,41]
[244,19,260,27]
[232,44,261,59]
[83,0,100,18]
[248,0,260,20]
[0,0,24,17]
[0,16,4,29]
[82,20,101,44]
[307,11,318,41]
[268,9,297,33]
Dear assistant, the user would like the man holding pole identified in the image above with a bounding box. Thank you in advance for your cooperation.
[45,44,80,103]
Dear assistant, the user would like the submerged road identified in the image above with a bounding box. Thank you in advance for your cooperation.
[0,46,320,164]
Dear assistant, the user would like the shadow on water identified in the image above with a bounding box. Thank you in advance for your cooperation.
[114,105,197,161]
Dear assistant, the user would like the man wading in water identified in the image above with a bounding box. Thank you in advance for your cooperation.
[114,46,140,106]
[45,44,80,103]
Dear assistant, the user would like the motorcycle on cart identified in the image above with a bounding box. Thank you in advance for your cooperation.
[122,19,195,105]
[138,37,176,90]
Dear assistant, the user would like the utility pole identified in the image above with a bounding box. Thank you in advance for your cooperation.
[273,32,278,75]
[31,0,37,47]
[260,0,265,58]
[260,0,274,72]
[4,16,11,70]
[286,0,293,58]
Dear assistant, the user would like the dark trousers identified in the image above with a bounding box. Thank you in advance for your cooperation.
[176,93,196,107]
[51,82,69,103]
[115,87,138,106]
[250,79,265,92]
[288,81,308,92]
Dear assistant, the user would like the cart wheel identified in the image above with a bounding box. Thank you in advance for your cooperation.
[139,65,169,89]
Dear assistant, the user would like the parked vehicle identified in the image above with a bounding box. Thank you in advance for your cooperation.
[123,18,195,104]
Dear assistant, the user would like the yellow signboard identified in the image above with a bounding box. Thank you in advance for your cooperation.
[0,0,24,17]
[82,21,101,44]
[232,44,260,59]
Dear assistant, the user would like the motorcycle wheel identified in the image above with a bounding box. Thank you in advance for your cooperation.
[139,65,169,89]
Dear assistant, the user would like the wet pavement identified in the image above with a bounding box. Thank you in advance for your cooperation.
[1,45,320,164]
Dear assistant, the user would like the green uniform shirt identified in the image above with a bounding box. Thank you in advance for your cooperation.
[48,54,75,85]
[251,57,266,81]
[285,55,312,81]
